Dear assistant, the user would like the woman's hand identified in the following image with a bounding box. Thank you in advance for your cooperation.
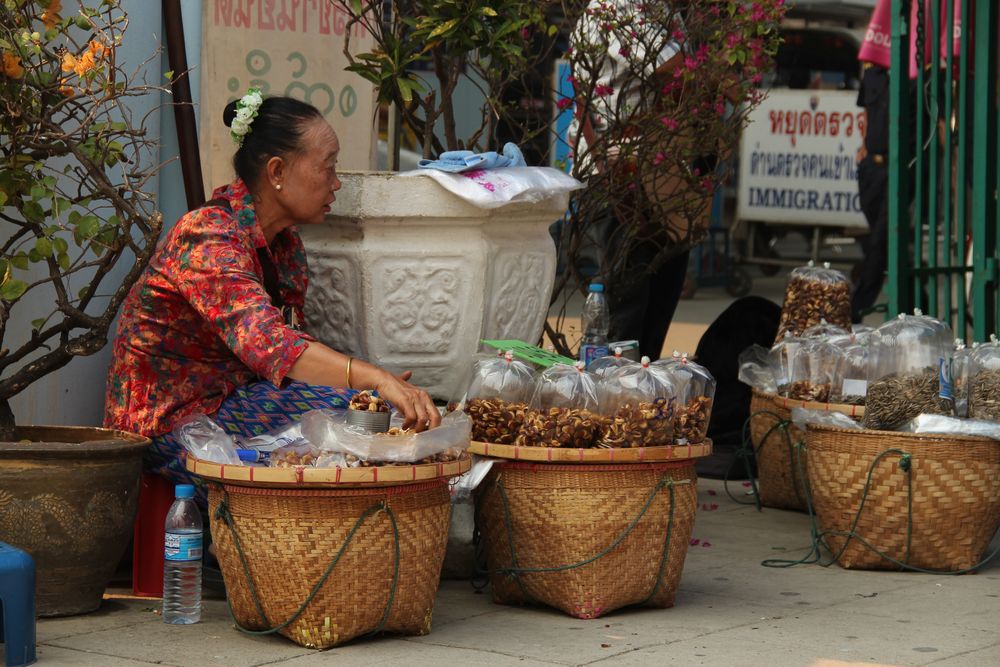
[373,369,441,432]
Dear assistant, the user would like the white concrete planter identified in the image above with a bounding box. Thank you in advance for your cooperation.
[300,171,564,399]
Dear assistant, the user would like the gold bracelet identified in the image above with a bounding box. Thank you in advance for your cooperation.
[346,356,353,389]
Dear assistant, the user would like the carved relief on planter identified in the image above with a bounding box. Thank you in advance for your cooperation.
[373,258,467,355]
[304,253,363,359]
[484,251,553,342]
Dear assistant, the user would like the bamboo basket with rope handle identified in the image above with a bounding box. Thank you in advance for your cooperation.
[475,459,699,618]
[189,455,468,649]
[749,390,865,511]
[805,424,1000,571]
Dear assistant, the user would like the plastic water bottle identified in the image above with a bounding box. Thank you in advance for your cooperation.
[580,282,610,369]
[163,484,202,624]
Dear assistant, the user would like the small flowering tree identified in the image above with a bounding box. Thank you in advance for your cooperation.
[0,0,163,431]
[548,0,785,355]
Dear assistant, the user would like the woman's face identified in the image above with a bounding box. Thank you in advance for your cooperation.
[280,118,341,226]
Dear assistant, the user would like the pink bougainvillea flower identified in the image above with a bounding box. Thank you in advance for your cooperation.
[707,489,717,496]
[653,151,666,166]
[702,541,713,548]
[690,538,701,546]
[594,84,614,97]
[660,116,678,131]
[556,97,573,110]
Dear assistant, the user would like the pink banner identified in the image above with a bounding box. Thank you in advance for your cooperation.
[858,0,962,78]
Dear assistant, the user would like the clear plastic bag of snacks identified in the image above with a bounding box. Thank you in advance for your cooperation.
[663,353,716,444]
[775,261,852,341]
[771,332,806,397]
[738,344,778,394]
[830,339,868,405]
[951,339,970,417]
[300,408,471,464]
[785,337,842,402]
[515,362,605,448]
[967,335,1000,421]
[462,350,536,444]
[589,346,637,378]
[269,441,321,467]
[598,356,677,448]
[801,318,850,339]
[863,310,955,429]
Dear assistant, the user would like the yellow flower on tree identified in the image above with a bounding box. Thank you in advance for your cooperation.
[1,50,24,79]
[40,0,62,29]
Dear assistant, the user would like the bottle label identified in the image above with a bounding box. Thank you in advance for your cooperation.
[841,378,867,396]
[580,344,609,370]
[938,357,954,401]
[165,532,203,562]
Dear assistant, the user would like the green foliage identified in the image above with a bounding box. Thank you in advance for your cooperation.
[0,0,164,414]
[338,0,552,154]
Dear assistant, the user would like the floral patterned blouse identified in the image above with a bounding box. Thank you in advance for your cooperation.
[104,179,314,436]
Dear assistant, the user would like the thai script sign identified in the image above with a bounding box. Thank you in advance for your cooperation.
[738,89,868,229]
[200,0,377,190]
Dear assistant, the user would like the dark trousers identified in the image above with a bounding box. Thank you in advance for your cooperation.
[604,224,690,361]
[852,155,889,320]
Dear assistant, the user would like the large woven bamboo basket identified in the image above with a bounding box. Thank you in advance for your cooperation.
[749,390,865,511]
[805,424,1000,571]
[206,479,451,649]
[476,461,698,619]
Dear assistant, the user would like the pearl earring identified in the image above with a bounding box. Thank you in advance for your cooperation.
[275,183,282,191]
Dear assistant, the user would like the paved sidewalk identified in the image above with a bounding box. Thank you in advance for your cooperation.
[31,478,1000,667]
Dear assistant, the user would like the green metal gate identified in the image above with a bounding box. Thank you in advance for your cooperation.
[888,0,998,341]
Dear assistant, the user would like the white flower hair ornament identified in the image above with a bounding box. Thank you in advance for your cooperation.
[230,88,263,146]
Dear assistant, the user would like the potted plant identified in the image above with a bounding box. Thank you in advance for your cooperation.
[297,0,567,401]
[0,0,163,615]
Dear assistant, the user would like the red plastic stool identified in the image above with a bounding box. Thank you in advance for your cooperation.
[132,473,174,598]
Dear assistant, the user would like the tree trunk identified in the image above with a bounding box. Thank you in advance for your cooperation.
[0,398,15,441]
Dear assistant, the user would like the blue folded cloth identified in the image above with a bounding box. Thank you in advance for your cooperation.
[418,142,526,172]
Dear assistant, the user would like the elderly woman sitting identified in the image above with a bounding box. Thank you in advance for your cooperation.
[104,92,440,498]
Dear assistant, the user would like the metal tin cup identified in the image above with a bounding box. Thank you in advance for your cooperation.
[346,408,391,433]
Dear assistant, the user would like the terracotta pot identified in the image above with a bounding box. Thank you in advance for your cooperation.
[0,426,149,617]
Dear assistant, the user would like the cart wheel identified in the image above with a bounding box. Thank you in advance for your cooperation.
[726,268,752,298]
[681,273,697,300]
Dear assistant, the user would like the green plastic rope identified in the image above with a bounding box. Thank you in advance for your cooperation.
[726,409,800,509]
[214,490,401,637]
[488,473,685,604]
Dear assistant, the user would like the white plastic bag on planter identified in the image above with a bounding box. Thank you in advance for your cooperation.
[401,167,584,209]
[300,408,471,464]
[174,414,241,465]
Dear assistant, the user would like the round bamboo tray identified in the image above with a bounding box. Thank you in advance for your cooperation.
[468,440,712,463]
[805,424,1000,571]
[749,390,864,511]
[476,460,698,618]
[185,452,471,488]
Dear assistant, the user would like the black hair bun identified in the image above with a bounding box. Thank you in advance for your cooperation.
[222,99,239,128]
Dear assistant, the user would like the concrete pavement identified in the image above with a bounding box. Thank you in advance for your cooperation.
[30,477,1000,667]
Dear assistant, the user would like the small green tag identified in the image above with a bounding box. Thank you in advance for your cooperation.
[480,339,576,368]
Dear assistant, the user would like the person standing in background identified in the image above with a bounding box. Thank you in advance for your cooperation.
[570,1,690,360]
[852,0,892,322]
